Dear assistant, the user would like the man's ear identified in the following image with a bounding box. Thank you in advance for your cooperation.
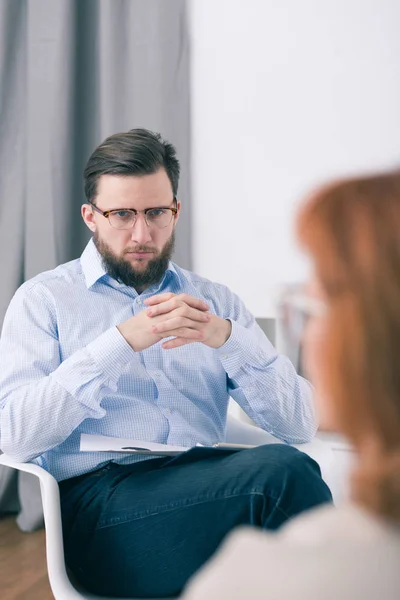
[81,204,97,233]
[174,199,181,226]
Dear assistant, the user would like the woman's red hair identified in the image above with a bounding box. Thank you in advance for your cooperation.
[297,170,400,520]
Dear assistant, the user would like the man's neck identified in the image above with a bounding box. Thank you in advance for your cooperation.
[135,285,147,295]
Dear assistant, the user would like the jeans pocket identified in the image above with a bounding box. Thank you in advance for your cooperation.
[89,463,113,477]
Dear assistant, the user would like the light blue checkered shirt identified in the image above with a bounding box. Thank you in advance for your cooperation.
[0,239,316,481]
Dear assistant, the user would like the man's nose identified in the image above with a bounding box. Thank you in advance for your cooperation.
[130,214,153,244]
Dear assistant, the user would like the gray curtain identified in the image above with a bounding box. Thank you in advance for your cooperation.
[0,0,191,530]
[0,0,192,324]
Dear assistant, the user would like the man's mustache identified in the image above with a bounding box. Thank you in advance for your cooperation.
[124,246,157,254]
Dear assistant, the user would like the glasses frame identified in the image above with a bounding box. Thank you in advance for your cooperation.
[88,197,178,229]
[278,284,326,334]
[279,289,327,319]
[277,285,328,377]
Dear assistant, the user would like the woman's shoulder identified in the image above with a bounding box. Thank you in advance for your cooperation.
[223,503,400,556]
[182,504,400,600]
[279,502,398,544]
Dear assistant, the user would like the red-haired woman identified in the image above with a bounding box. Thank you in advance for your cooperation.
[183,171,400,600]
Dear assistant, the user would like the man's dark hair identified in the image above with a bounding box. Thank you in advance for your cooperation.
[84,128,180,203]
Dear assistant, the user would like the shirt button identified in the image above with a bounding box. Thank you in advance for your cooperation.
[221,354,229,359]
[165,408,172,415]
[136,298,141,305]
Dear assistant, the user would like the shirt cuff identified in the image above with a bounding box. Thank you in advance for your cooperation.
[216,319,276,376]
[86,326,138,385]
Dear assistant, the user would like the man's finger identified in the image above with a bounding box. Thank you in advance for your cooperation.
[155,327,205,341]
[150,304,210,322]
[146,298,182,317]
[152,317,205,334]
[178,293,210,311]
[145,293,209,312]
[162,337,193,350]
[144,293,175,306]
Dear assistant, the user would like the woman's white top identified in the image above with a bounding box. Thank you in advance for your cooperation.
[182,504,400,600]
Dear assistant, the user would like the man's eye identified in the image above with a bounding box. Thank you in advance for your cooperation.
[147,209,166,218]
[113,210,133,219]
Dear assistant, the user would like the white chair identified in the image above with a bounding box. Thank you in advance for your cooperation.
[0,415,337,600]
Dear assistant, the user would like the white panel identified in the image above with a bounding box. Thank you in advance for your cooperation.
[190,0,400,317]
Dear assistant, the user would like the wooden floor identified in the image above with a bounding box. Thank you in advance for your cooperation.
[0,516,53,599]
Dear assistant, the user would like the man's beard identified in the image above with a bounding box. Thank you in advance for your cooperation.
[93,231,175,290]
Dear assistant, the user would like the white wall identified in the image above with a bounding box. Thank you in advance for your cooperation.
[190,0,400,317]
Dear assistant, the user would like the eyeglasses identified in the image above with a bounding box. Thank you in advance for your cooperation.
[88,198,178,230]
[278,284,327,348]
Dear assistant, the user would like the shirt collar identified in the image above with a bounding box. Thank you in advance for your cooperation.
[80,238,181,290]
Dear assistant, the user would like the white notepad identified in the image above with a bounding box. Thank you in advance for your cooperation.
[80,433,189,456]
[80,434,255,456]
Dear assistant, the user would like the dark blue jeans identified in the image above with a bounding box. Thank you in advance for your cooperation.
[59,444,332,598]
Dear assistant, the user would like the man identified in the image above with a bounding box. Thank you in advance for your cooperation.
[0,129,331,598]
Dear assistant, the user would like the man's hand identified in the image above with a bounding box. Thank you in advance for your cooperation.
[117,293,211,352]
[145,293,232,350]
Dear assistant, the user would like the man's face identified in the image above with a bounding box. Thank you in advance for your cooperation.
[81,169,180,290]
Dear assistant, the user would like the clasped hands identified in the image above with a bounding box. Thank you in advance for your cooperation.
[117,293,232,352]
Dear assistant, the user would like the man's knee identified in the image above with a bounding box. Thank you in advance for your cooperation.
[239,443,320,475]
[233,444,328,495]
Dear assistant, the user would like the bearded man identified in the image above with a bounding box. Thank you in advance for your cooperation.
[0,128,331,598]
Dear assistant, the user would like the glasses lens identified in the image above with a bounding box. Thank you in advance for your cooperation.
[145,208,173,228]
[109,210,136,229]
[283,303,309,345]
[278,291,311,352]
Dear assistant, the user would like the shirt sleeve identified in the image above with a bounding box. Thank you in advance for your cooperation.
[215,288,317,443]
[0,282,138,462]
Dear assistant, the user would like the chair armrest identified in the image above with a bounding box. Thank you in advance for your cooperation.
[0,453,84,599]
[0,453,59,486]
